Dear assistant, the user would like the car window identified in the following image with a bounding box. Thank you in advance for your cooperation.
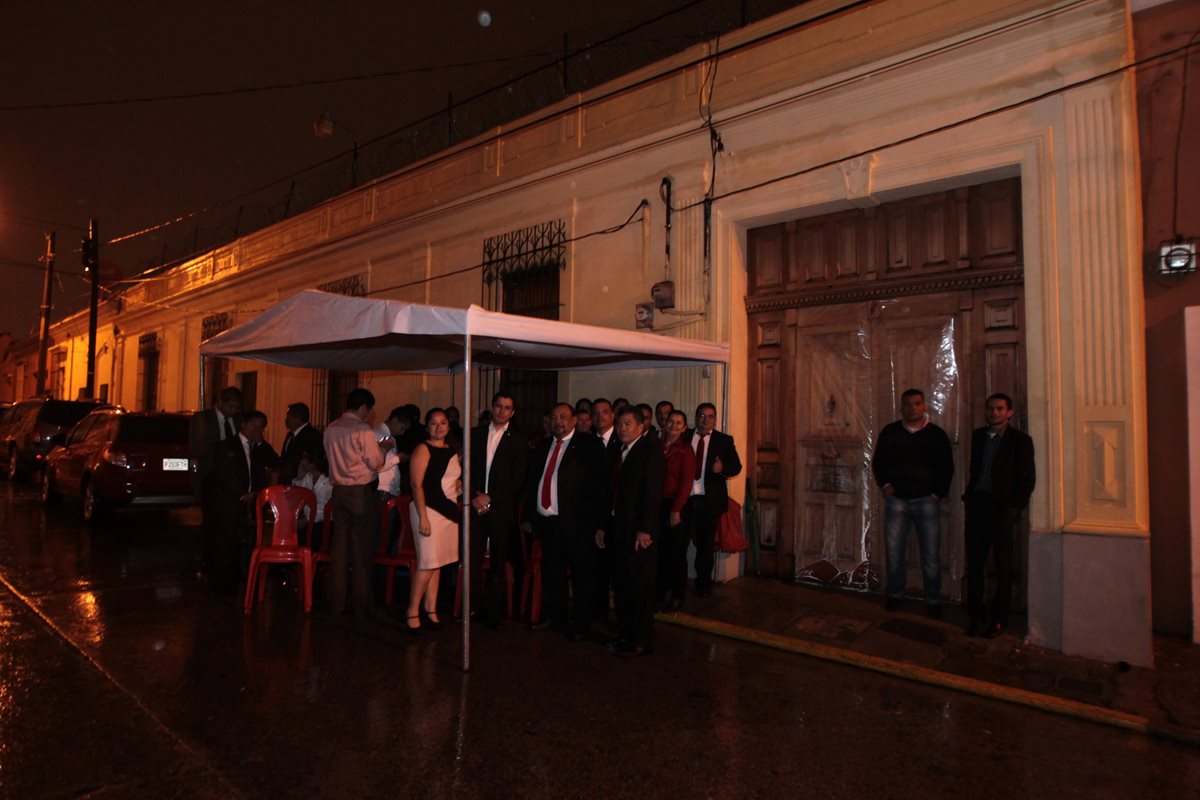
[67,417,97,446]
[84,417,114,444]
[41,401,102,428]
[116,416,189,444]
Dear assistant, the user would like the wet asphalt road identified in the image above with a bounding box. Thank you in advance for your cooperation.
[0,479,1197,799]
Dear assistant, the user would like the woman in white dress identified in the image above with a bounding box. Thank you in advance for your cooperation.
[405,408,461,633]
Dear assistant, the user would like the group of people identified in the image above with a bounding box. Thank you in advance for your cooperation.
[187,386,741,658]
[872,389,1036,638]
[188,381,1033,649]
[463,393,743,657]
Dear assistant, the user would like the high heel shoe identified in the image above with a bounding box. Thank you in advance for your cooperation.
[421,608,443,631]
[405,614,421,635]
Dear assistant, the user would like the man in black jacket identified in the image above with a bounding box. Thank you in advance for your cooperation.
[604,407,666,657]
[684,403,742,598]
[871,388,954,617]
[962,393,1035,638]
[279,402,325,483]
[211,410,280,593]
[522,403,608,640]
[469,391,528,629]
[189,386,243,583]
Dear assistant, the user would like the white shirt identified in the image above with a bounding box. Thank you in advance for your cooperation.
[690,431,710,497]
[292,472,333,522]
[238,433,253,492]
[597,426,614,448]
[215,407,233,441]
[535,430,574,517]
[485,421,509,492]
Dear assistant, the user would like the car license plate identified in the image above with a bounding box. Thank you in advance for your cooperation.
[162,458,189,472]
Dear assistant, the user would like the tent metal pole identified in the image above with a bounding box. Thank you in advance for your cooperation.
[461,333,472,672]
[721,361,729,433]
[198,356,206,409]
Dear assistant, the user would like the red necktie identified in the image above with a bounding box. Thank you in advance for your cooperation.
[541,438,563,510]
[694,434,707,481]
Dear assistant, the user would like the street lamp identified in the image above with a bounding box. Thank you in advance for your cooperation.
[313,110,360,188]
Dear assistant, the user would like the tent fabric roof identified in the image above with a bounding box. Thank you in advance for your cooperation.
[199,290,729,372]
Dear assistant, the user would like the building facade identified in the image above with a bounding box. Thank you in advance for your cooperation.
[6,0,1197,666]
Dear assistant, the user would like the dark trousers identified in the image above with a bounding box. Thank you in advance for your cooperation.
[656,501,689,602]
[965,494,1018,625]
[593,514,615,622]
[471,509,514,625]
[536,515,595,634]
[209,490,253,594]
[614,537,657,647]
[685,495,719,592]
[329,484,379,617]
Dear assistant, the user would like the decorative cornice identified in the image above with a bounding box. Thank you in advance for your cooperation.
[745,266,1024,312]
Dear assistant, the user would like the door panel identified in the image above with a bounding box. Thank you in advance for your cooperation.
[791,294,967,601]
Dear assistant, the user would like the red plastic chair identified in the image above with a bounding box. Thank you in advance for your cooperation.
[519,525,543,624]
[244,486,316,615]
[375,495,417,605]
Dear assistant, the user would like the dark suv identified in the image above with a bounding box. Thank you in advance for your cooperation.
[42,409,194,521]
[1,398,108,480]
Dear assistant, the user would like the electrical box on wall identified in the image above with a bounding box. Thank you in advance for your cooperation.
[651,280,675,309]
[635,302,654,329]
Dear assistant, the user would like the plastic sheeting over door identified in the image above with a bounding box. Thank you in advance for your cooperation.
[791,294,965,600]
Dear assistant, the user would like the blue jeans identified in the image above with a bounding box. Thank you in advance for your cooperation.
[883,495,942,604]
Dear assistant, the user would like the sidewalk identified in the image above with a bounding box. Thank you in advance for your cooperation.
[658,575,1200,745]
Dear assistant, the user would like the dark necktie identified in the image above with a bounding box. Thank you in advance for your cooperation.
[694,434,707,481]
[223,416,235,441]
[282,431,293,457]
[540,439,563,510]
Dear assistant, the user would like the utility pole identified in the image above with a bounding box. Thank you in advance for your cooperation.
[81,218,99,399]
[35,232,55,396]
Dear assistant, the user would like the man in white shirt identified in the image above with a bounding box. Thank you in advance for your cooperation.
[468,392,527,629]
[521,403,608,640]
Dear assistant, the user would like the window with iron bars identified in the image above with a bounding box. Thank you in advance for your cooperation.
[312,275,367,424]
[137,333,160,411]
[480,220,565,440]
[201,312,233,408]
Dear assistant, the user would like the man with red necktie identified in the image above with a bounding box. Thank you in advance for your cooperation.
[521,403,608,640]
[683,402,742,599]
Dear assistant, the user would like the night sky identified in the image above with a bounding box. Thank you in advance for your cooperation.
[0,1,696,342]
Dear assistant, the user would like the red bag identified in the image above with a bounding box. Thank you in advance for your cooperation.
[716,498,750,553]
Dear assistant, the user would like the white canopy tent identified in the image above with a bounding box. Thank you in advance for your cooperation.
[200,290,730,670]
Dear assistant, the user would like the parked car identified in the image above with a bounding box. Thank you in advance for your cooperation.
[1,398,108,480]
[42,409,195,521]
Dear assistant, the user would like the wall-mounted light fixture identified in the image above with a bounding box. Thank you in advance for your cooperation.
[1159,236,1197,276]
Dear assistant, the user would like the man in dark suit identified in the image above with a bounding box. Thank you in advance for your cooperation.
[962,393,1036,638]
[684,402,742,598]
[469,391,528,629]
[210,410,280,593]
[522,403,608,640]
[189,386,243,583]
[589,397,621,624]
[604,407,665,657]
[279,402,325,483]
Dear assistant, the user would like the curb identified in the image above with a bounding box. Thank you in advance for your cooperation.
[658,610,1200,749]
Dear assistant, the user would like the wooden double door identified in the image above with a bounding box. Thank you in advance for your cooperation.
[785,287,1025,603]
[746,177,1028,606]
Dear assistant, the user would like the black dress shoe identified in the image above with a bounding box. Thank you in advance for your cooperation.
[667,598,683,612]
[926,604,943,620]
[695,586,712,599]
[607,637,631,654]
[884,596,901,612]
[983,622,1005,639]
[529,618,555,631]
